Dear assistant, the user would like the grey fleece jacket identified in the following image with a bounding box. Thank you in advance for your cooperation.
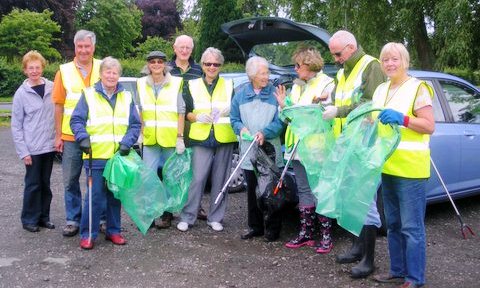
[11,77,55,159]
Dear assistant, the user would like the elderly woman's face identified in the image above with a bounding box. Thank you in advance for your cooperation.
[148,58,165,75]
[294,60,311,81]
[202,53,222,81]
[252,65,270,89]
[381,50,405,79]
[101,67,120,90]
[24,60,43,82]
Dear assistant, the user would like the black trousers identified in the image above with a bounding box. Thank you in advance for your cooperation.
[21,152,55,225]
[244,170,282,236]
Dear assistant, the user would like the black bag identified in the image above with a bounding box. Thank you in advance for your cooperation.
[250,142,298,213]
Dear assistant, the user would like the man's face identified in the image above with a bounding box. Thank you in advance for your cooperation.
[75,38,95,64]
[173,38,193,62]
[329,39,352,66]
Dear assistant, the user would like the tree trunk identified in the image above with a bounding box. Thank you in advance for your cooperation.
[412,10,435,70]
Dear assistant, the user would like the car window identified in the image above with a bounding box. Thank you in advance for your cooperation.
[421,80,445,122]
[251,40,331,67]
[439,80,480,123]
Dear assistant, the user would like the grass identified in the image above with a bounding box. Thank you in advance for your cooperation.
[0,97,12,102]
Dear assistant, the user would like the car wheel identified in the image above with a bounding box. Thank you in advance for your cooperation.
[376,187,387,236]
[228,151,246,193]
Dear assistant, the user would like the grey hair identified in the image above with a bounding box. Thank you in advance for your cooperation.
[245,56,269,80]
[140,63,172,75]
[330,30,357,49]
[200,47,224,65]
[74,29,96,46]
[174,35,194,48]
[100,56,122,76]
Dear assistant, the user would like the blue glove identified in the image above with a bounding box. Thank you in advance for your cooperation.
[378,109,404,125]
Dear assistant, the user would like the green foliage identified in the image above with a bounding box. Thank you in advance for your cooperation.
[75,0,143,58]
[134,36,174,59]
[0,9,61,61]
[120,57,147,77]
[221,62,245,73]
[197,0,243,62]
[443,68,480,86]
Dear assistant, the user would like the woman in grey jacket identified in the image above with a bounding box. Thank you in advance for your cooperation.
[11,51,56,233]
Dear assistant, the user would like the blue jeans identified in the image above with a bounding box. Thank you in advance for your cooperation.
[142,145,174,173]
[21,152,54,225]
[382,174,427,286]
[62,141,84,226]
[80,169,121,239]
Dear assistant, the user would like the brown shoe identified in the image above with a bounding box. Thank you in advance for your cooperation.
[373,273,404,284]
[62,224,79,237]
[197,207,207,221]
[156,212,172,229]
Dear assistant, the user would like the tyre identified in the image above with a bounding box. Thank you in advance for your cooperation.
[227,151,246,193]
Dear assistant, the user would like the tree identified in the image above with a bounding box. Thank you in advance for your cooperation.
[0,8,61,61]
[136,0,182,40]
[197,0,243,62]
[134,36,174,59]
[75,0,143,58]
[0,0,79,59]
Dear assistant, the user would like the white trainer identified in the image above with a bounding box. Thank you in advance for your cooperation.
[207,221,223,232]
[177,222,189,232]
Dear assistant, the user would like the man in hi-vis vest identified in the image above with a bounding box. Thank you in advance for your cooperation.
[322,30,386,279]
[52,30,104,237]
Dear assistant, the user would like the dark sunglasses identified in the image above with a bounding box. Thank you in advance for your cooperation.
[332,45,348,57]
[149,59,165,64]
[203,62,221,67]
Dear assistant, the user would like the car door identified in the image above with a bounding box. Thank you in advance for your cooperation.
[438,79,480,194]
[421,79,463,202]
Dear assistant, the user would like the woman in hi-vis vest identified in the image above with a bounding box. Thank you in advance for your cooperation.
[372,43,434,288]
[70,57,141,250]
[176,47,237,233]
[274,47,335,253]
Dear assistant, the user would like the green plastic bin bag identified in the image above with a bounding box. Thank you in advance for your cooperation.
[103,151,169,235]
[162,148,193,213]
[280,104,335,185]
[312,102,400,236]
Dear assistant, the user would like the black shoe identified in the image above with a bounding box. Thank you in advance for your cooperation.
[23,224,40,232]
[240,230,264,240]
[197,207,207,221]
[39,221,55,229]
[264,232,280,242]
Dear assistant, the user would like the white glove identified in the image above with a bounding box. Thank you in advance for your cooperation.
[196,113,213,123]
[322,105,338,120]
[176,137,185,154]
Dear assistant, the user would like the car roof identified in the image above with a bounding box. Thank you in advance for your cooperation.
[410,70,480,91]
[221,17,331,59]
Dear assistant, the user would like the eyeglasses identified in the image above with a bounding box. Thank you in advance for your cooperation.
[332,45,349,57]
[177,46,193,51]
[203,62,221,67]
[149,59,165,64]
[294,63,306,69]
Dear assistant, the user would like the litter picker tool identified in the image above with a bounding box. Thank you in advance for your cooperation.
[430,158,475,239]
[87,149,93,246]
[214,138,257,205]
[273,140,300,195]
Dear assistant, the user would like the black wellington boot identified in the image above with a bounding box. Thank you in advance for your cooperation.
[336,227,365,263]
[351,225,376,278]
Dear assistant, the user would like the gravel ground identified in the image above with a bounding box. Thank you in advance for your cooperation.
[0,127,479,288]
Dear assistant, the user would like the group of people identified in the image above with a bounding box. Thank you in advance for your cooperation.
[11,27,434,288]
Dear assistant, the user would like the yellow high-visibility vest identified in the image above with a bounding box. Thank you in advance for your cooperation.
[333,55,377,137]
[83,88,131,159]
[373,78,434,178]
[188,77,237,143]
[284,72,333,149]
[60,59,101,136]
[137,76,183,147]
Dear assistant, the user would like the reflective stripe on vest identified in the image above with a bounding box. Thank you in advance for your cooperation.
[188,77,237,143]
[60,59,101,136]
[333,55,377,137]
[284,73,333,149]
[137,76,183,147]
[83,88,131,159]
[373,78,433,178]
